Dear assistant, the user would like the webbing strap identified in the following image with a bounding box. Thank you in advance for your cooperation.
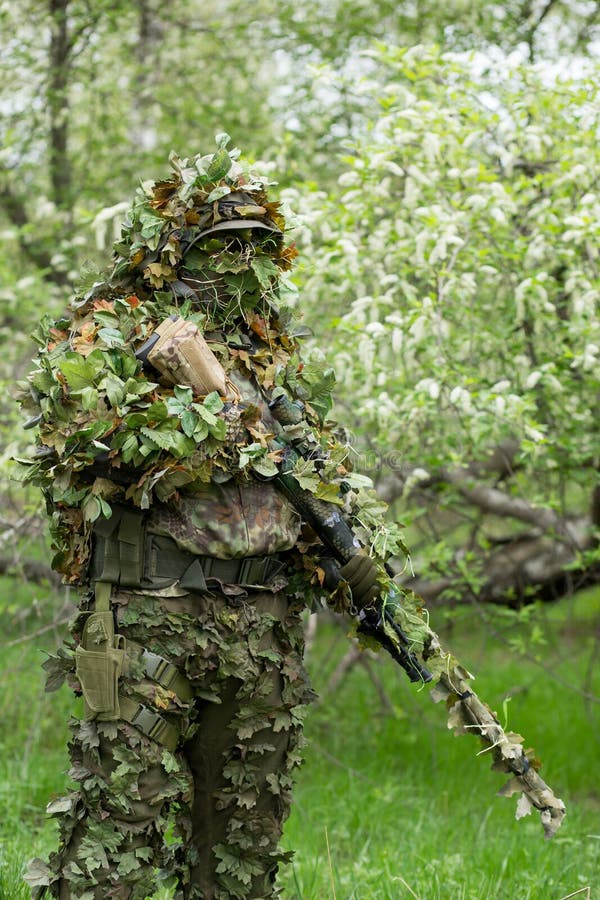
[127,640,193,702]
[118,696,179,752]
[118,510,144,586]
[94,582,112,612]
[90,506,145,587]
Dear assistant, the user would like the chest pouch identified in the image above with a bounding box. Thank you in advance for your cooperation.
[140,316,237,399]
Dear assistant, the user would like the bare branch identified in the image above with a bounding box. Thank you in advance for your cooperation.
[524,0,559,61]
[0,555,60,588]
[441,470,582,544]
[376,438,521,505]
[4,613,71,648]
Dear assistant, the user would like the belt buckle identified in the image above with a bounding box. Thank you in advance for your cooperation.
[264,557,284,583]
[132,705,166,742]
[142,649,171,685]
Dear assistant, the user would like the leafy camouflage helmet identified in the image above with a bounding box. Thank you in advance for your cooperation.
[182,190,282,250]
[112,139,286,268]
[108,138,296,311]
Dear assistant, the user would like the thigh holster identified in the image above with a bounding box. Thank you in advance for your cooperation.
[75,610,126,721]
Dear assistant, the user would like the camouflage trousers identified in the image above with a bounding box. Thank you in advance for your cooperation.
[29,585,312,899]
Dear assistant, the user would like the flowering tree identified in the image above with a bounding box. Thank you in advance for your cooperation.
[290,44,600,605]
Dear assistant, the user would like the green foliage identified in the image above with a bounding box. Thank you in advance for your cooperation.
[0,580,74,899]
[1,7,600,886]
[1,2,599,895]
[298,45,599,466]
[290,43,600,590]
[2,0,599,600]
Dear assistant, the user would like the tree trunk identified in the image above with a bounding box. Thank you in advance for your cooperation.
[48,0,72,209]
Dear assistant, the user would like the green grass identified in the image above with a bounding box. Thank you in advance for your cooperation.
[0,577,74,900]
[278,591,600,899]
[1,580,599,899]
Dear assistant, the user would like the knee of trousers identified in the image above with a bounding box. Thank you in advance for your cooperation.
[86,732,187,826]
[103,762,172,824]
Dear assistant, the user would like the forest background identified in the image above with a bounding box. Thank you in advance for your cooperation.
[1,1,599,897]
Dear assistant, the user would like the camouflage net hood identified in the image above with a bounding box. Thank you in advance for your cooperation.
[17,138,386,584]
[108,138,298,329]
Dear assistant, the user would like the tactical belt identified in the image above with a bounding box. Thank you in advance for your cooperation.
[143,533,285,592]
[90,506,285,592]
[89,509,285,751]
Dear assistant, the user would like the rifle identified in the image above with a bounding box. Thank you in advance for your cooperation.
[267,393,566,838]
[269,436,432,683]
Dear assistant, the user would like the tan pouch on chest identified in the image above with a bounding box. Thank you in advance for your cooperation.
[147,316,235,397]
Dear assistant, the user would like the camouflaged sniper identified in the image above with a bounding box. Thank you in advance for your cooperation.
[18,136,564,900]
[18,139,338,900]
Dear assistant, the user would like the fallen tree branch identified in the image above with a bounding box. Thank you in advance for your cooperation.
[441,470,582,543]
[377,439,520,505]
[0,555,61,587]
[404,515,597,607]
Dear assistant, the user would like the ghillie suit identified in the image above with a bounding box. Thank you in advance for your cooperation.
[18,141,398,899]
[19,138,565,899]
